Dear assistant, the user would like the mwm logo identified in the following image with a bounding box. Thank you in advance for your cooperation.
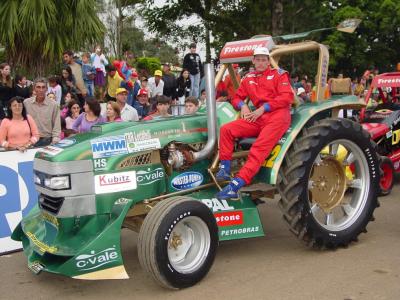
[91,135,128,159]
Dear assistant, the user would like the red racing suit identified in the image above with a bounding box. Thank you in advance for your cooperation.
[219,67,294,184]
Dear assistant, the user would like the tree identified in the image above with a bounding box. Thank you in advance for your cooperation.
[0,0,105,76]
[142,0,235,63]
[120,16,180,65]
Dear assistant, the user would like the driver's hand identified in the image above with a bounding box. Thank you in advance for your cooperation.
[240,104,251,119]
[244,106,265,122]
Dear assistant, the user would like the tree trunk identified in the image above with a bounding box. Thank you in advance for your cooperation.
[271,0,284,36]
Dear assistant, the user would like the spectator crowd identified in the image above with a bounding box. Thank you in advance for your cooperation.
[0,41,390,152]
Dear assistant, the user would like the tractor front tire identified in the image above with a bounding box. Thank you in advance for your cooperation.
[278,118,380,249]
[138,196,218,289]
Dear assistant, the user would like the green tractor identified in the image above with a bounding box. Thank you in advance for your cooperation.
[13,23,380,289]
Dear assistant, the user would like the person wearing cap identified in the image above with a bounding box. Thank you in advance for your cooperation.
[215,46,294,200]
[296,87,310,103]
[162,63,177,100]
[143,95,172,121]
[134,88,151,120]
[105,65,124,101]
[183,43,203,98]
[115,87,138,121]
[223,64,241,101]
[148,70,164,98]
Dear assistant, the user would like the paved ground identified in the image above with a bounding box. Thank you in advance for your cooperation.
[1,183,400,300]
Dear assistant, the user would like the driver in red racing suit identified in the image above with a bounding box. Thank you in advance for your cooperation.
[216,47,294,200]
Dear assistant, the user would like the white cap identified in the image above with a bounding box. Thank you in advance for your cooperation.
[253,47,270,56]
[297,87,306,95]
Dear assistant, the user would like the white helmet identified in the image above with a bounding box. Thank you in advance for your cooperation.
[253,47,270,56]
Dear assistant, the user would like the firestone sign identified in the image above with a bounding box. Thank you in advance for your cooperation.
[219,37,275,63]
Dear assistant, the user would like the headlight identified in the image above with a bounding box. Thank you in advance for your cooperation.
[44,176,70,190]
[34,173,41,185]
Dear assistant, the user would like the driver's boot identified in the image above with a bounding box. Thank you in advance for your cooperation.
[215,160,232,181]
[216,177,245,200]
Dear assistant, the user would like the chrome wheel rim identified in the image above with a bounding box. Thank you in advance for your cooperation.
[167,216,210,274]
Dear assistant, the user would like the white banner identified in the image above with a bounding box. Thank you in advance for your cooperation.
[0,148,40,254]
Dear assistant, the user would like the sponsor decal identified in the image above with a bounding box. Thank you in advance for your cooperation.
[91,135,128,159]
[41,212,59,227]
[124,131,160,153]
[394,161,400,170]
[26,232,57,254]
[267,75,274,80]
[114,198,130,205]
[127,138,161,153]
[220,226,260,236]
[386,131,393,139]
[137,167,164,186]
[222,42,265,55]
[38,146,63,156]
[377,78,400,85]
[125,130,152,141]
[214,211,243,227]
[94,171,136,194]
[93,158,107,170]
[75,246,119,271]
[201,198,234,212]
[171,172,203,190]
[54,139,75,148]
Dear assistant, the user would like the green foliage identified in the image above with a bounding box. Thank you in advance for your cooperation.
[136,57,161,77]
[120,20,179,65]
[0,0,105,76]
[142,0,400,80]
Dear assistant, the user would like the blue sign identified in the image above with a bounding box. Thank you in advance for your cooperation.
[0,149,40,254]
[91,135,128,159]
[0,161,37,239]
[171,172,203,190]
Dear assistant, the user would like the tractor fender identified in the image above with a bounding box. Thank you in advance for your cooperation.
[267,96,365,185]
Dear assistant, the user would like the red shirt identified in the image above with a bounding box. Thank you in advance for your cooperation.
[231,68,293,111]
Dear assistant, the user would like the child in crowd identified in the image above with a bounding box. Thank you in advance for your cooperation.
[81,53,96,97]
[47,92,56,102]
[143,95,172,121]
[184,96,199,114]
[14,75,31,99]
[47,75,62,105]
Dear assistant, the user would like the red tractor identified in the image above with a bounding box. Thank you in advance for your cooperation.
[359,72,400,195]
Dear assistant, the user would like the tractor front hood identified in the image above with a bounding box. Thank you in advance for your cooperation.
[12,198,134,280]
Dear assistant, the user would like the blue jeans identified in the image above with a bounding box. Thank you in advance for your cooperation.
[190,73,200,98]
[85,81,95,97]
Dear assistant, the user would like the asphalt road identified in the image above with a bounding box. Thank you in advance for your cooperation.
[1,183,400,300]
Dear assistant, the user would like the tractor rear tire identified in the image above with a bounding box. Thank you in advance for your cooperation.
[138,196,218,289]
[278,118,380,249]
[379,156,394,196]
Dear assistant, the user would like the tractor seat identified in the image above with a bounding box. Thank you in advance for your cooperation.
[238,138,256,150]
